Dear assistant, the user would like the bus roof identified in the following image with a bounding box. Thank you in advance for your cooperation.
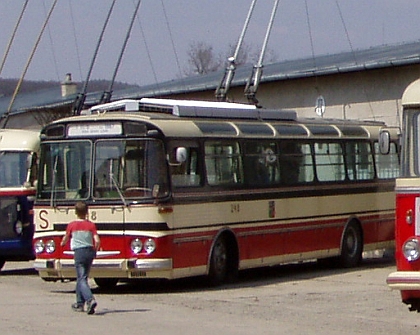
[44,99,392,140]
[0,129,40,151]
[88,98,297,121]
[89,98,258,113]
[402,78,420,108]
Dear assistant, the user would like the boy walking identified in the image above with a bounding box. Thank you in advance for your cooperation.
[61,201,100,315]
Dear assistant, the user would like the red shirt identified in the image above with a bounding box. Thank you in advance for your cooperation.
[65,219,98,250]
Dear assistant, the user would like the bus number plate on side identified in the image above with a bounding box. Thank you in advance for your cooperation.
[231,203,240,213]
[269,201,276,218]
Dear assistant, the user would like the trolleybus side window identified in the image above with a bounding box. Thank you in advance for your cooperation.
[374,141,399,179]
[279,142,313,184]
[170,143,201,188]
[205,141,243,186]
[314,142,345,182]
[244,141,279,186]
[345,142,374,181]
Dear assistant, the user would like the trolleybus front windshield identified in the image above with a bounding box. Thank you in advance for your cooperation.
[0,151,34,187]
[37,139,169,201]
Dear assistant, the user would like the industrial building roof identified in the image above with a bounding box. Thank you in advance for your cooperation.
[1,40,420,116]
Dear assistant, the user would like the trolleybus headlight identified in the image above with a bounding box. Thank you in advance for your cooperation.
[45,240,56,254]
[34,240,45,254]
[131,238,143,254]
[14,221,23,235]
[403,238,420,262]
[144,238,156,254]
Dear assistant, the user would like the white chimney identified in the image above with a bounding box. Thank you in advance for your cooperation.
[61,73,77,97]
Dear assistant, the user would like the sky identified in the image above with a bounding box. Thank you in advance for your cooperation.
[0,0,419,87]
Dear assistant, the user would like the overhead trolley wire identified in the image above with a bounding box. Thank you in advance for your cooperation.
[100,0,142,104]
[304,0,316,71]
[68,0,84,82]
[335,0,355,63]
[334,0,376,121]
[72,0,117,115]
[305,0,323,111]
[135,12,160,89]
[2,0,58,129]
[0,0,29,77]
[158,0,191,98]
[160,0,183,84]
[42,0,60,81]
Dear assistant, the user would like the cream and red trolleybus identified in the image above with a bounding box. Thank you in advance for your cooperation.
[387,78,420,312]
[33,98,399,288]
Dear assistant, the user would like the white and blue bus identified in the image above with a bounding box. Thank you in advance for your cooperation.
[0,129,39,270]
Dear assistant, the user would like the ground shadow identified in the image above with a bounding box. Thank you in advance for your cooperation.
[0,267,37,276]
[89,255,395,296]
[93,308,150,316]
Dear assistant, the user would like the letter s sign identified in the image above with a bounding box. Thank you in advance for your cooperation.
[39,210,49,230]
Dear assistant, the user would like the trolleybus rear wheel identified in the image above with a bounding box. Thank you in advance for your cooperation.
[208,235,229,286]
[340,221,363,268]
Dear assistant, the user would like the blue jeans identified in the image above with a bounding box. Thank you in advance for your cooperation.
[74,247,96,305]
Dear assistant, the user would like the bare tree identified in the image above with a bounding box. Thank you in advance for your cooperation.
[184,41,279,77]
[185,41,222,75]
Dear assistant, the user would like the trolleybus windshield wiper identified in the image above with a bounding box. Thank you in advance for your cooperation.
[50,155,58,208]
[109,172,128,209]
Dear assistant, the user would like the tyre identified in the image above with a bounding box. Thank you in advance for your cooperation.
[340,221,363,268]
[0,259,5,270]
[93,277,119,290]
[208,235,229,286]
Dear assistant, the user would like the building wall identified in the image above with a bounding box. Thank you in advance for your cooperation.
[3,105,72,131]
[4,113,43,130]
[6,63,420,129]
[165,64,420,127]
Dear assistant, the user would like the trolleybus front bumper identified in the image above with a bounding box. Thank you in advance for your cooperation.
[33,257,173,280]
[387,271,420,290]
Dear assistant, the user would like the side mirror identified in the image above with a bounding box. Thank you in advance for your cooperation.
[379,130,390,155]
[176,147,187,163]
